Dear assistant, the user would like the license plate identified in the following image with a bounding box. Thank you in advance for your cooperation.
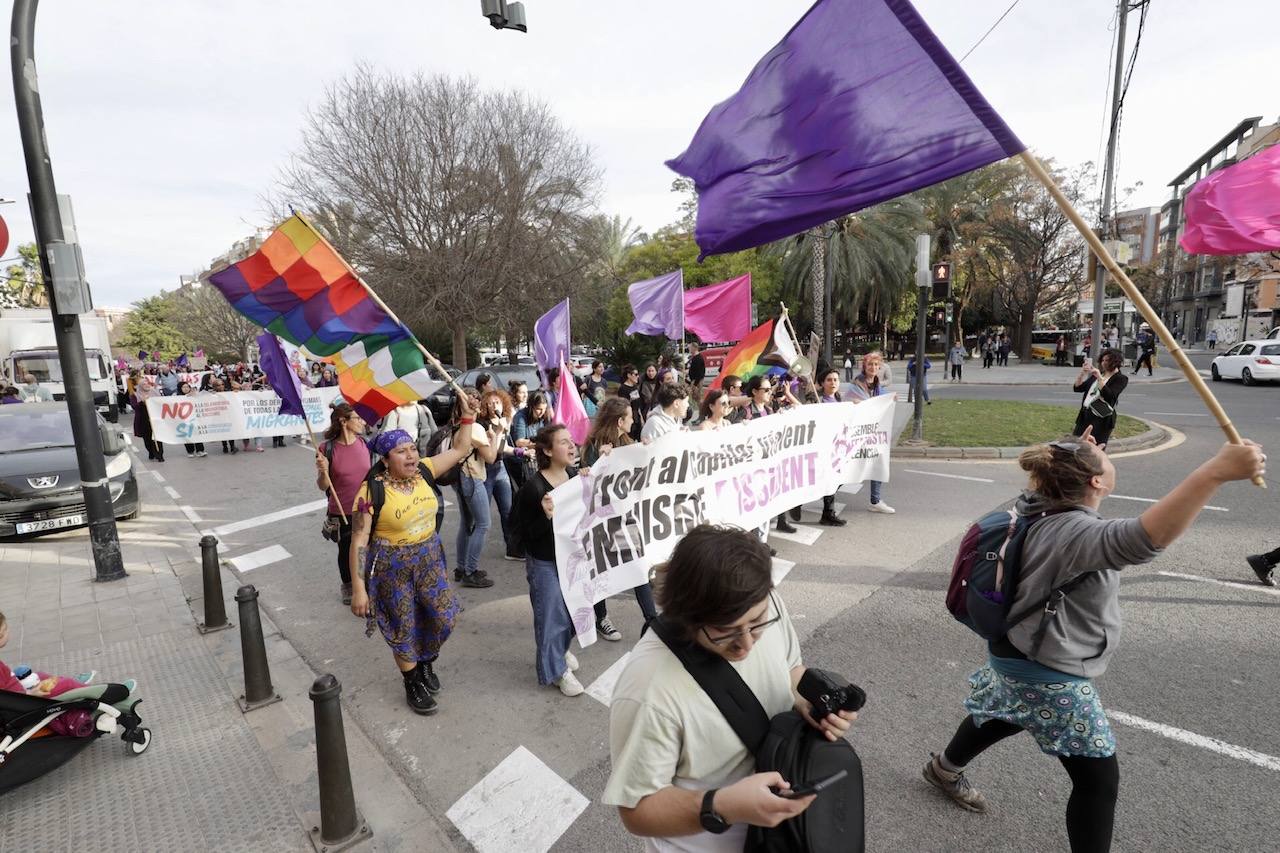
[15,514,85,534]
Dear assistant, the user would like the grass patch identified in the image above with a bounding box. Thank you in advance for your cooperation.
[900,399,1149,447]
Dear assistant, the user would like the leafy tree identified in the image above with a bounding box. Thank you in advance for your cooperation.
[168,283,260,362]
[118,294,190,358]
[2,242,47,308]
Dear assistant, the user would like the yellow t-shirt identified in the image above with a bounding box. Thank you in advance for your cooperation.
[353,462,438,545]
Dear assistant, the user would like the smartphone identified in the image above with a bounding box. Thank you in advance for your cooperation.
[773,769,849,799]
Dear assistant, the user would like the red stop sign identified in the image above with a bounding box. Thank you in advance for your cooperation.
[0,214,8,258]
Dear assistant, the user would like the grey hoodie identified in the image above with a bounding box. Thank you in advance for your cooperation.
[1004,491,1162,678]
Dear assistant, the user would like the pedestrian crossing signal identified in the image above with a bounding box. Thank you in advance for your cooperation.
[931,262,951,300]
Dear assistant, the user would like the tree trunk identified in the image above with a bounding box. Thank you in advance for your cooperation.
[451,323,468,371]
[1016,302,1036,360]
[810,229,825,348]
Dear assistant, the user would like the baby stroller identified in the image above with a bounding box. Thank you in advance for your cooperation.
[0,684,151,795]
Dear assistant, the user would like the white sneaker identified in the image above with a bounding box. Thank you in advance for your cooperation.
[195,451,207,457]
[186,452,195,458]
[555,671,585,697]
[868,502,896,514]
[565,650,579,672]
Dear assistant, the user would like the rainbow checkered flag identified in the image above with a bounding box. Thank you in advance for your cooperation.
[208,215,443,422]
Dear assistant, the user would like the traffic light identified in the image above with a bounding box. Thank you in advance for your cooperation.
[931,261,951,300]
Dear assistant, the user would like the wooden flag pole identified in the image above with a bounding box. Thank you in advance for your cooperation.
[295,213,466,398]
[1018,151,1264,488]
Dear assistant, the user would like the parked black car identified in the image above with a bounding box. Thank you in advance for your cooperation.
[0,403,139,538]
[424,365,544,424]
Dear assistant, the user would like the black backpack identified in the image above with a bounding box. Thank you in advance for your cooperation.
[423,424,472,489]
[649,618,864,853]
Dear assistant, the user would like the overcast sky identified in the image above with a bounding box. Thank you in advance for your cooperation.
[1,0,1275,309]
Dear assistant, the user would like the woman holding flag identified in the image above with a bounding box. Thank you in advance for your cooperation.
[347,391,480,716]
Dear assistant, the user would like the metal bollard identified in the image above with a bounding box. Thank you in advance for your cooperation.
[197,535,233,634]
[308,675,371,852]
[234,585,281,712]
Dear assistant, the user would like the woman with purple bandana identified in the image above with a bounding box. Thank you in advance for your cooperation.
[348,394,478,716]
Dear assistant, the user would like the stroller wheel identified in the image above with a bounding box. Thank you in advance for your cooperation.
[125,727,152,756]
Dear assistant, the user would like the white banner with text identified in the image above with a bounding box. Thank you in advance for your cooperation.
[552,395,895,645]
[146,387,340,443]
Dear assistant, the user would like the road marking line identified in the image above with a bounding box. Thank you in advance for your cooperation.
[150,470,165,483]
[903,469,996,484]
[180,505,203,524]
[772,557,797,586]
[230,544,291,573]
[1155,570,1280,597]
[771,526,823,546]
[1143,411,1209,417]
[207,499,329,538]
[447,746,588,853]
[163,486,181,500]
[586,652,631,707]
[1108,494,1228,512]
[1109,711,1280,773]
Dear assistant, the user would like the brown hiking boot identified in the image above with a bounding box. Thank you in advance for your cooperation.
[922,753,989,814]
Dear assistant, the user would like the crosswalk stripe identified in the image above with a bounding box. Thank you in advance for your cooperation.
[229,544,292,573]
[586,653,631,707]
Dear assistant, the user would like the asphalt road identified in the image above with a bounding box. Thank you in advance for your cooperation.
[128,358,1279,852]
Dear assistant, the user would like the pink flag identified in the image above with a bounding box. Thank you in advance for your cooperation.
[557,362,591,446]
[683,274,752,342]
[1180,144,1280,255]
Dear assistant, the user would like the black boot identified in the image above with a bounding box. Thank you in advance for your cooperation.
[788,506,803,522]
[1246,554,1276,587]
[775,516,797,534]
[403,665,438,715]
[418,660,441,694]
[819,510,847,527]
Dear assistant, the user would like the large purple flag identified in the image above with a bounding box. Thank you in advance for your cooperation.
[534,298,572,375]
[667,0,1025,259]
[257,332,307,418]
[625,270,684,339]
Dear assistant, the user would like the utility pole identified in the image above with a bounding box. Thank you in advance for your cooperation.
[1091,0,1130,361]
[11,0,125,581]
[911,234,930,442]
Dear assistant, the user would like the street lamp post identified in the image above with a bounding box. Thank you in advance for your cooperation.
[11,0,125,581]
[911,234,930,442]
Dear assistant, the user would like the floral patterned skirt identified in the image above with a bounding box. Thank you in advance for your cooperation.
[964,663,1116,758]
[364,534,459,662]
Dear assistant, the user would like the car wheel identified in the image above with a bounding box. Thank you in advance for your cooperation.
[118,499,142,521]
[1210,364,1220,382]
[1241,367,1255,386]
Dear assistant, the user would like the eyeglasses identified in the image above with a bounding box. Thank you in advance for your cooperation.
[701,593,781,647]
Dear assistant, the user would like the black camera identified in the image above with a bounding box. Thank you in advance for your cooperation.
[798,667,866,723]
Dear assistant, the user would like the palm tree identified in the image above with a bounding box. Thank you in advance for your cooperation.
[594,214,644,280]
[768,199,926,352]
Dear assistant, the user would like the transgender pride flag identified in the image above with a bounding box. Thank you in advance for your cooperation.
[208,215,443,422]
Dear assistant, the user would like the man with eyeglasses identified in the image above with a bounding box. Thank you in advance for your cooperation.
[617,364,644,440]
[604,525,856,850]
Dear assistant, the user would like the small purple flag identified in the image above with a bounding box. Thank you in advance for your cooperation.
[256,332,307,418]
[625,270,684,339]
[136,350,148,360]
[667,0,1026,259]
[534,299,572,376]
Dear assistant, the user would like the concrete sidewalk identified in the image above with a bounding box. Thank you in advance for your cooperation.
[0,451,455,851]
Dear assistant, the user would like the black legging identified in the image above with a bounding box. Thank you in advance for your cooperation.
[332,515,352,584]
[1134,351,1154,374]
[142,436,164,460]
[950,363,962,381]
[944,715,1119,853]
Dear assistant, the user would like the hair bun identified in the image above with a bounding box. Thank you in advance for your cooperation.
[1018,444,1054,474]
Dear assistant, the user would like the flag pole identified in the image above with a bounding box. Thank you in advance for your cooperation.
[308,420,348,524]
[1018,151,1264,488]
[296,213,466,397]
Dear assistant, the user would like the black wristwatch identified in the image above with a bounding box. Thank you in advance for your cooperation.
[699,788,730,834]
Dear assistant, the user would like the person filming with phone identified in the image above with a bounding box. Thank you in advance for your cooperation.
[603,525,863,852]
[1072,348,1128,450]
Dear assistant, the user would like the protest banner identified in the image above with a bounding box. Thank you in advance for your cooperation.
[552,394,895,645]
[146,387,340,443]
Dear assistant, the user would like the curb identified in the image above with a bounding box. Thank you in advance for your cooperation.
[894,420,1171,459]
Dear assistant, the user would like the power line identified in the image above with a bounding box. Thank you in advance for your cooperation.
[958,0,1022,63]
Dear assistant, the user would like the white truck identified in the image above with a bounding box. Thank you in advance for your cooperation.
[0,309,118,421]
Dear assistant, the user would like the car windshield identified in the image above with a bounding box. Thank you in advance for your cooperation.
[13,353,107,382]
[0,409,76,452]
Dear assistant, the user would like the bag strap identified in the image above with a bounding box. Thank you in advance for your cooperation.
[648,617,771,753]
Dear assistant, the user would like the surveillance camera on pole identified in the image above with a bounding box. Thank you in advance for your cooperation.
[481,0,528,32]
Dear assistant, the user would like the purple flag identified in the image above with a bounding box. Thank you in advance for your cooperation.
[256,332,307,418]
[625,270,684,339]
[667,0,1025,259]
[534,298,572,376]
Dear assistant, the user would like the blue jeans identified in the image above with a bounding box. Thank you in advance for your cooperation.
[593,584,659,624]
[870,480,883,504]
[485,462,513,550]
[455,473,490,575]
[526,556,573,685]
